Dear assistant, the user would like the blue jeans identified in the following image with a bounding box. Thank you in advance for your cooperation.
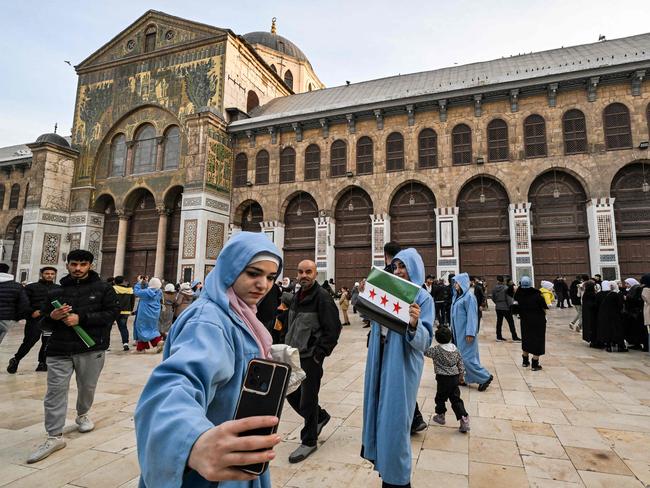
[114,315,130,344]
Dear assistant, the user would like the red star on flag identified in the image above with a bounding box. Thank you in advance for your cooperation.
[369,288,376,300]
[393,302,402,314]
[380,295,388,307]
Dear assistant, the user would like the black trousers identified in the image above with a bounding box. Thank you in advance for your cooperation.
[287,356,327,447]
[496,310,518,339]
[435,374,467,420]
[14,320,48,364]
[114,315,130,344]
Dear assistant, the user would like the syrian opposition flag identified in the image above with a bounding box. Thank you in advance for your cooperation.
[356,266,421,334]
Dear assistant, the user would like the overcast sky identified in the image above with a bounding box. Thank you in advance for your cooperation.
[1,0,648,147]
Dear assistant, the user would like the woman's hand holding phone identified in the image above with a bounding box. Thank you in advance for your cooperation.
[187,416,280,482]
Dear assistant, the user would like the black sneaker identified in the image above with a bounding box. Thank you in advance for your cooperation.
[35,362,48,372]
[512,337,522,342]
[316,412,331,436]
[410,418,428,435]
[7,357,18,374]
[478,374,494,392]
[496,337,506,342]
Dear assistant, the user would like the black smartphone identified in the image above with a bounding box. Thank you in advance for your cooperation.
[234,358,291,476]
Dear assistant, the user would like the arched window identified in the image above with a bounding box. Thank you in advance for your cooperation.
[246,90,259,113]
[487,119,509,162]
[133,124,157,174]
[0,184,4,210]
[604,103,632,150]
[308,83,313,92]
[563,109,587,154]
[524,114,547,158]
[356,136,373,175]
[144,26,156,53]
[9,183,20,209]
[233,153,248,187]
[330,140,347,177]
[163,126,180,170]
[452,124,472,165]
[304,144,321,181]
[386,132,404,171]
[255,150,269,185]
[284,69,294,90]
[110,133,126,176]
[270,64,277,74]
[418,129,437,168]
[280,147,296,183]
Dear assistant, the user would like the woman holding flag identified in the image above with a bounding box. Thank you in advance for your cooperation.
[360,248,434,488]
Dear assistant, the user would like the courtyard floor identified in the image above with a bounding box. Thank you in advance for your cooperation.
[1,306,650,487]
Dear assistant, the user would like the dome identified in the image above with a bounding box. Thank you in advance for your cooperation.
[35,133,70,148]
[242,31,309,63]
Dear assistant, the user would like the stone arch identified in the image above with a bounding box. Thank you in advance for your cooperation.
[235,199,264,232]
[5,216,22,276]
[334,186,374,288]
[97,194,118,278]
[528,169,589,281]
[456,175,511,286]
[120,188,159,282]
[246,90,260,112]
[610,161,650,277]
[283,192,318,278]
[122,186,159,212]
[521,165,591,203]
[388,180,437,276]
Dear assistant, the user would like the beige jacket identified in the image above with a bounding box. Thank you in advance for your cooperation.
[642,287,650,326]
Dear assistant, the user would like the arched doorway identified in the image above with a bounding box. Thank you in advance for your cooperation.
[389,182,436,277]
[335,187,373,289]
[164,187,183,283]
[529,170,589,281]
[124,189,158,283]
[283,192,318,280]
[95,195,117,279]
[611,162,650,277]
[240,201,263,232]
[457,177,511,288]
[6,216,22,277]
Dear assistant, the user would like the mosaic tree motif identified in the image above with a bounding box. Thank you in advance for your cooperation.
[183,59,218,110]
[79,83,113,143]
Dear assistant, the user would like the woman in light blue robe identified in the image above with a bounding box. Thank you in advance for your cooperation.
[133,279,162,344]
[451,273,493,389]
[135,232,283,488]
[362,248,434,487]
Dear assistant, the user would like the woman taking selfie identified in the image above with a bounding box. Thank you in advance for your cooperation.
[135,232,283,487]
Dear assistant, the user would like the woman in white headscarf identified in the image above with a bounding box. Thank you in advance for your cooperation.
[623,278,646,350]
[595,281,627,352]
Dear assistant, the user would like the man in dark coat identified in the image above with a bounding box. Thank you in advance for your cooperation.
[285,259,341,463]
[7,266,60,373]
[27,250,120,464]
[0,262,29,345]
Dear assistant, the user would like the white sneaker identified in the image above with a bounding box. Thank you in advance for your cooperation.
[76,414,95,433]
[27,436,66,464]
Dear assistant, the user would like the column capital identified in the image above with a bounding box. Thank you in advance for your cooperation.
[116,209,132,220]
[156,204,170,216]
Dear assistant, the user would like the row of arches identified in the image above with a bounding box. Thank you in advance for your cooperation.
[238,163,650,286]
[234,102,650,185]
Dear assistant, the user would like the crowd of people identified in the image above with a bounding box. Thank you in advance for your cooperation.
[1,240,649,488]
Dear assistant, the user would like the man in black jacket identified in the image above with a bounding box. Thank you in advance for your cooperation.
[27,250,120,464]
[7,266,60,373]
[0,262,29,345]
[285,259,341,463]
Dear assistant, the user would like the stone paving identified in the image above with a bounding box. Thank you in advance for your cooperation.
[1,306,650,487]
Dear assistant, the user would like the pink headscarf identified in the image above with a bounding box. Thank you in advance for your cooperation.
[226,287,272,359]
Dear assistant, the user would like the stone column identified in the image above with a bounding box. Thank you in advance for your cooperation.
[314,213,335,281]
[586,197,620,280]
[370,214,390,268]
[155,137,165,172]
[435,207,459,279]
[125,141,135,175]
[154,205,169,279]
[508,203,534,283]
[113,210,130,277]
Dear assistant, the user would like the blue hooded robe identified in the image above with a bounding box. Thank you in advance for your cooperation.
[134,232,282,488]
[361,248,434,485]
[451,273,491,385]
[133,282,162,342]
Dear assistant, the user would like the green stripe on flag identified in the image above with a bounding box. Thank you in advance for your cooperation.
[366,267,420,304]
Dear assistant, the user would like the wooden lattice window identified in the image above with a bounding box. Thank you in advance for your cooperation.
[452,124,472,165]
[304,144,321,181]
[9,183,20,209]
[563,109,587,154]
[233,153,248,187]
[330,140,347,177]
[255,150,269,185]
[279,147,296,183]
[418,128,437,168]
[284,70,294,91]
[604,103,632,150]
[487,119,509,162]
[163,126,180,170]
[386,132,404,171]
[356,136,373,175]
[524,114,547,158]
[110,133,126,176]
